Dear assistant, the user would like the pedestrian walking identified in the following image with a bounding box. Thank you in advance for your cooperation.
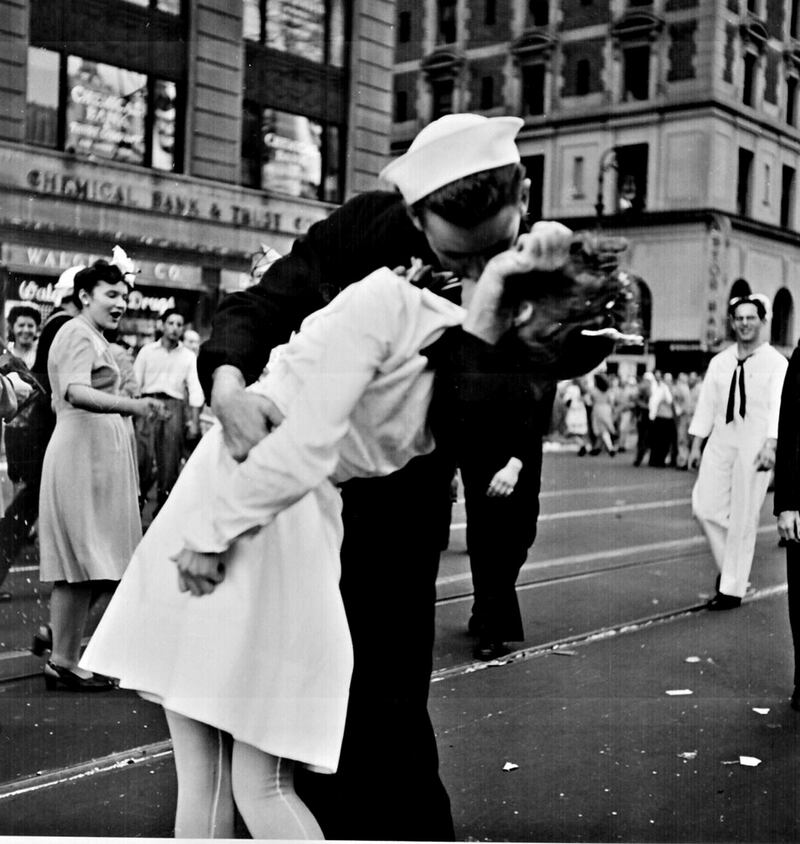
[589,372,617,456]
[81,228,629,838]
[772,337,800,710]
[37,261,163,691]
[192,113,623,841]
[0,268,82,605]
[632,371,654,465]
[133,309,204,512]
[689,295,787,610]
[563,378,590,453]
[648,370,675,467]
[3,305,42,494]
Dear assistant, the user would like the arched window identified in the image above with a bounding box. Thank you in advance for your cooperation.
[729,277,752,300]
[772,287,794,346]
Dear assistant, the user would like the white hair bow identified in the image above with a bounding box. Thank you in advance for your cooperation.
[110,245,139,285]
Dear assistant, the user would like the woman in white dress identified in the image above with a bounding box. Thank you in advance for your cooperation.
[80,227,628,839]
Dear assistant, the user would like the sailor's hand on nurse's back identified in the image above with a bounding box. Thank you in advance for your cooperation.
[211,365,285,462]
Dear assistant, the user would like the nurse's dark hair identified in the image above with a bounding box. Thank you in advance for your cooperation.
[73,260,127,306]
[410,162,526,228]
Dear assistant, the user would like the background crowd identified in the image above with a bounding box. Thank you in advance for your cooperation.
[551,368,703,467]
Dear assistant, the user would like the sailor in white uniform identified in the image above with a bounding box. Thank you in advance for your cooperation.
[689,295,788,609]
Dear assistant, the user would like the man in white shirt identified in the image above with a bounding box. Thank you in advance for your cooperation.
[689,295,788,609]
[134,309,204,512]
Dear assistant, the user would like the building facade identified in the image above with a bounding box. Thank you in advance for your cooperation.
[390,0,800,371]
[0,0,395,346]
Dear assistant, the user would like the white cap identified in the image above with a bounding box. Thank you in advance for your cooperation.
[379,114,524,206]
[54,265,86,292]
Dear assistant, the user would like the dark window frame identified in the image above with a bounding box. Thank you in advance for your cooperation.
[243,0,345,67]
[24,45,184,173]
[521,63,546,115]
[622,44,650,101]
[398,10,412,43]
[239,101,344,203]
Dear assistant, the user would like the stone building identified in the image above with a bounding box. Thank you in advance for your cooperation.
[0,0,394,345]
[390,0,800,372]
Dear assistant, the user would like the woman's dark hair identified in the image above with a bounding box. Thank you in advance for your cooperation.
[73,260,127,307]
[594,372,609,392]
[411,162,526,228]
[8,305,42,329]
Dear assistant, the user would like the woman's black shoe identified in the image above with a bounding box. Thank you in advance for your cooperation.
[706,592,741,611]
[0,591,11,602]
[31,624,52,656]
[43,661,114,692]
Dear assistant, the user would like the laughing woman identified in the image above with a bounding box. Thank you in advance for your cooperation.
[38,261,163,691]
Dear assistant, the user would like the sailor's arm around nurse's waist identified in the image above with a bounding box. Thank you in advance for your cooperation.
[198,192,428,395]
[202,193,430,460]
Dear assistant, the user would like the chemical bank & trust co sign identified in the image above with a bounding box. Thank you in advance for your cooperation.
[0,145,329,237]
[24,168,325,236]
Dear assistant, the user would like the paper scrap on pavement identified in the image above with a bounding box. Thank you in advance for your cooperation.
[666,689,694,696]
[677,751,698,760]
[553,648,578,657]
[684,656,701,663]
[739,756,761,767]
[503,762,519,772]
[752,708,770,715]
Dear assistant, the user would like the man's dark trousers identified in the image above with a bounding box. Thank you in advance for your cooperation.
[295,452,456,841]
[461,446,542,643]
[786,542,800,687]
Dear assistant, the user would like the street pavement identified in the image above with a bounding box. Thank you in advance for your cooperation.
[0,451,797,841]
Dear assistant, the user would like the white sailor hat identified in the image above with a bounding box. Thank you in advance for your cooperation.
[54,264,86,292]
[379,113,524,206]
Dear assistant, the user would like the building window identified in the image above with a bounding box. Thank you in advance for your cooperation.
[437,0,457,44]
[25,48,180,172]
[484,0,496,25]
[25,46,60,149]
[788,77,798,126]
[737,148,754,216]
[521,64,545,115]
[480,76,495,109]
[743,53,757,106]
[242,0,346,67]
[572,156,585,198]
[576,59,591,96]
[772,288,794,346]
[622,46,650,101]
[746,0,758,13]
[781,165,796,227]
[529,0,549,26]
[398,11,411,43]
[240,105,342,202]
[432,78,455,118]
[763,163,771,205]
[521,154,544,221]
[394,90,409,122]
